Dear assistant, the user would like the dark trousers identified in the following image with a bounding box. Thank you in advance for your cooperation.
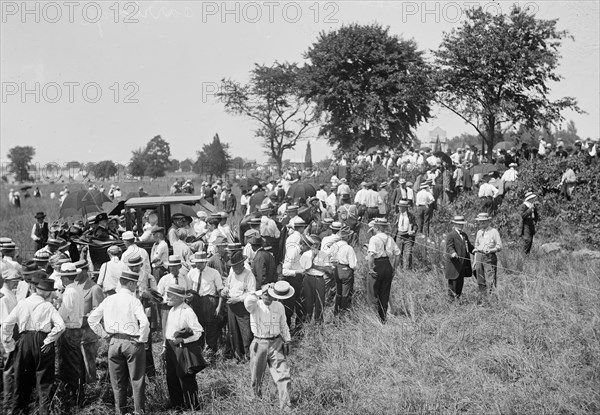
[57,327,85,407]
[334,265,354,314]
[365,207,380,222]
[81,326,99,383]
[447,277,465,299]
[415,205,432,236]
[282,274,305,331]
[107,338,146,415]
[522,226,535,255]
[395,234,415,270]
[227,302,253,360]
[12,331,55,415]
[373,258,394,322]
[197,296,219,352]
[165,341,198,410]
[302,274,326,323]
[481,196,495,215]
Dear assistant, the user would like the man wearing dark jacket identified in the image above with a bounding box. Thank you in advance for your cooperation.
[444,215,475,300]
[520,192,540,255]
[249,237,277,288]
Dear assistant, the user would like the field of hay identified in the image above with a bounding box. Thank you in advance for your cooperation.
[1,180,599,414]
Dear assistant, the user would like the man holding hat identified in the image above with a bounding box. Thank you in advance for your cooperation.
[367,219,400,322]
[56,263,86,408]
[473,213,503,300]
[88,270,149,415]
[31,212,49,251]
[415,181,435,236]
[187,252,223,353]
[2,278,65,415]
[444,215,475,300]
[75,259,104,384]
[520,192,540,255]
[162,285,203,410]
[244,281,293,411]
[393,200,418,270]
[222,251,256,361]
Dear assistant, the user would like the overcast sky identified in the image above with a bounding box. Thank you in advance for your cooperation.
[1,1,598,166]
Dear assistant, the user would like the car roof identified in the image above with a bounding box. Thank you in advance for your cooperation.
[125,195,204,207]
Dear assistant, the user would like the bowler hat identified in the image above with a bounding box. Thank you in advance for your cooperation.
[95,213,109,223]
[34,212,46,219]
[36,279,56,292]
[227,251,247,267]
[22,260,39,275]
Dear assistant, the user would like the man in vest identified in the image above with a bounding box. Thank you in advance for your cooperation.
[31,212,49,251]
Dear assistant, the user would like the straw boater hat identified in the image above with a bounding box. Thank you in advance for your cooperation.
[226,243,243,252]
[451,215,467,225]
[372,218,390,227]
[57,263,82,277]
[2,268,21,281]
[197,211,208,219]
[286,205,299,213]
[121,231,135,241]
[420,181,431,189]
[121,270,140,282]
[524,192,537,202]
[249,217,262,226]
[258,203,273,214]
[509,163,518,168]
[191,252,209,263]
[301,234,321,247]
[34,212,46,219]
[125,254,144,267]
[244,229,260,239]
[227,251,247,267]
[338,226,354,240]
[330,221,343,231]
[266,280,295,300]
[166,255,183,267]
[150,226,165,235]
[33,251,51,263]
[0,241,17,251]
[475,213,493,222]
[108,245,122,255]
[292,219,307,228]
[166,285,191,299]
[74,259,89,270]
[322,217,334,225]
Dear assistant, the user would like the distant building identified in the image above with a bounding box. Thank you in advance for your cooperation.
[422,127,448,152]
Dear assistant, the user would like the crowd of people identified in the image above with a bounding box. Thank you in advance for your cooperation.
[2,137,595,414]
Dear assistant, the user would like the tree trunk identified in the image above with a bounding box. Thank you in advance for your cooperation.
[487,115,495,161]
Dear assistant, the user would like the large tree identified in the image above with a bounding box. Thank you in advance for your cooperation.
[303,24,434,151]
[194,133,231,181]
[129,147,146,177]
[434,6,582,159]
[144,135,171,178]
[7,146,35,182]
[304,141,313,169]
[218,62,317,174]
[93,160,117,180]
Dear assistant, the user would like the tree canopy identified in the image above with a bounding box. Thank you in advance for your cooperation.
[92,160,117,180]
[302,23,434,152]
[218,62,317,174]
[434,6,582,159]
[7,146,35,182]
[128,135,172,179]
[194,133,231,181]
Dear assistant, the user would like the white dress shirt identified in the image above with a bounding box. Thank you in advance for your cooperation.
[244,295,291,342]
[368,233,401,259]
[329,240,358,268]
[157,272,191,302]
[0,285,18,325]
[415,189,435,206]
[300,250,331,276]
[260,217,280,238]
[88,287,150,343]
[478,183,499,198]
[151,240,169,269]
[97,259,125,293]
[225,268,256,300]
[187,266,223,296]
[122,244,151,276]
[59,282,84,328]
[2,294,66,352]
[165,303,203,343]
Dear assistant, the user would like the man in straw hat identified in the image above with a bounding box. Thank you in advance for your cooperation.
[473,213,503,301]
[88,270,150,415]
[222,251,256,361]
[366,218,400,322]
[187,252,223,353]
[74,259,104,384]
[97,245,125,296]
[162,285,203,410]
[122,231,152,276]
[31,212,49,251]
[244,281,293,411]
[520,192,540,255]
[56,262,86,408]
[157,255,191,335]
[2,278,65,415]
[328,226,357,314]
[444,215,475,300]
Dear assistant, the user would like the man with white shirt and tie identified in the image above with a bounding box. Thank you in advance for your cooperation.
[394,200,418,270]
[415,181,435,236]
[244,281,293,411]
[56,262,86,408]
[88,270,149,415]
[162,285,204,410]
[2,279,65,415]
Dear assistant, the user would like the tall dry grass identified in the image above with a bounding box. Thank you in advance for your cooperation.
[1,180,599,414]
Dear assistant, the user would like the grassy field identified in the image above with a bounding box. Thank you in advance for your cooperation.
[1,180,599,414]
